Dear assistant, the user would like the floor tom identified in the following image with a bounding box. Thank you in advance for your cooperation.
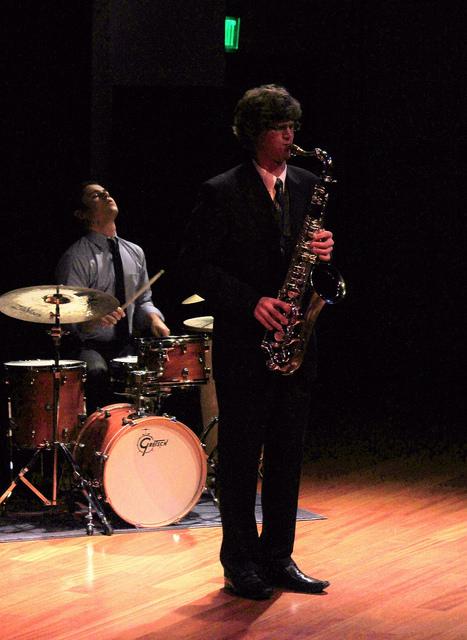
[3,359,86,448]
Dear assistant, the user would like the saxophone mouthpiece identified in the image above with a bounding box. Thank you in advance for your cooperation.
[290,144,315,157]
[291,144,333,172]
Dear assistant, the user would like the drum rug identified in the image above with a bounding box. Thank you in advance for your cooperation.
[0,491,325,543]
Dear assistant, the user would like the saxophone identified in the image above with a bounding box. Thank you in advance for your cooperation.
[261,144,346,375]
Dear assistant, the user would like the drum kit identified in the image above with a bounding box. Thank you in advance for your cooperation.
[0,284,218,535]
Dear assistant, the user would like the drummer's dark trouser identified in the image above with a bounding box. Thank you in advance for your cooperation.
[77,340,134,415]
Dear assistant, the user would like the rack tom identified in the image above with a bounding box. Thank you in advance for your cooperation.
[135,335,210,387]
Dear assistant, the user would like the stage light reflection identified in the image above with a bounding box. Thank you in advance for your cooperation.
[86,542,95,586]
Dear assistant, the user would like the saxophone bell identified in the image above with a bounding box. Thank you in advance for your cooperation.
[311,262,346,304]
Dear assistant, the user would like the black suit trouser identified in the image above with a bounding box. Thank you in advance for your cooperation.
[215,354,311,570]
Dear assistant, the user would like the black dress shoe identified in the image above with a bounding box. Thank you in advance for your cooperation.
[224,567,274,600]
[265,559,330,594]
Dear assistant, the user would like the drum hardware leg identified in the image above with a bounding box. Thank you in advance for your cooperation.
[199,416,218,447]
[52,444,58,504]
[0,441,113,536]
[205,446,219,505]
[199,417,219,505]
[57,442,113,536]
[85,500,95,536]
[0,446,52,507]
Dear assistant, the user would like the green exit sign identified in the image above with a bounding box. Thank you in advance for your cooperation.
[225,16,240,52]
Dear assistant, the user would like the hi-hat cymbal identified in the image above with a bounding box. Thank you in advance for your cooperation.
[0,285,119,324]
[183,315,214,333]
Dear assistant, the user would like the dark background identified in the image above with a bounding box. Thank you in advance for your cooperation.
[1,0,465,477]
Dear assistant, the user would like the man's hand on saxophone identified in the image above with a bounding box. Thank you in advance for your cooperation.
[254,229,334,332]
[308,229,334,261]
[254,297,290,332]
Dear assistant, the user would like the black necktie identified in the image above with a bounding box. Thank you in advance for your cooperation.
[274,178,288,254]
[108,238,129,339]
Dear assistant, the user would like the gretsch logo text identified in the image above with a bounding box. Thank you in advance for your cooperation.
[137,432,168,456]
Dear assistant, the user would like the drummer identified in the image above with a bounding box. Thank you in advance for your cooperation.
[56,181,170,413]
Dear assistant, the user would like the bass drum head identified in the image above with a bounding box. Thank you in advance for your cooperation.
[103,415,207,527]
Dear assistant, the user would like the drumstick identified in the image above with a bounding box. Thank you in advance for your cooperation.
[82,270,165,331]
[121,269,165,310]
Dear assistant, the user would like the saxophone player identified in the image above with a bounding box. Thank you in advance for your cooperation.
[180,84,334,600]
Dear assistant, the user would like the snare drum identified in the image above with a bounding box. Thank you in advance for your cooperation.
[73,404,207,527]
[3,359,86,448]
[110,356,170,397]
[136,335,210,387]
[109,356,138,394]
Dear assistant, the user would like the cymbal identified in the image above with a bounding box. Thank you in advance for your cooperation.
[0,285,119,324]
[182,293,205,304]
[183,315,214,333]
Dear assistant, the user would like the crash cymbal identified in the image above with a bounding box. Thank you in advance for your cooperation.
[0,285,119,324]
[182,293,205,304]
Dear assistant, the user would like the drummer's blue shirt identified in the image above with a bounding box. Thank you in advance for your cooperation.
[55,231,163,343]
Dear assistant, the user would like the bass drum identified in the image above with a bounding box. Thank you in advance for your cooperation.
[73,404,207,527]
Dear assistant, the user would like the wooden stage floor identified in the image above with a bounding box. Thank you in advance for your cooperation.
[1,451,466,640]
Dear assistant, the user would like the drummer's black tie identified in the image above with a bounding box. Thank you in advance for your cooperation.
[274,178,290,255]
[108,237,129,339]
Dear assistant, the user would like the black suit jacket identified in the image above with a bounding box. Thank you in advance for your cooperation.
[180,161,319,387]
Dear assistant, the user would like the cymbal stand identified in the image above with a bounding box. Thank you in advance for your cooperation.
[127,370,171,417]
[0,286,113,535]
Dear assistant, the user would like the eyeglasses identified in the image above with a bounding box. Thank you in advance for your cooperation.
[269,121,301,132]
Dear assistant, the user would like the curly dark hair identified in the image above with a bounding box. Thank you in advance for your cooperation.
[232,84,302,151]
